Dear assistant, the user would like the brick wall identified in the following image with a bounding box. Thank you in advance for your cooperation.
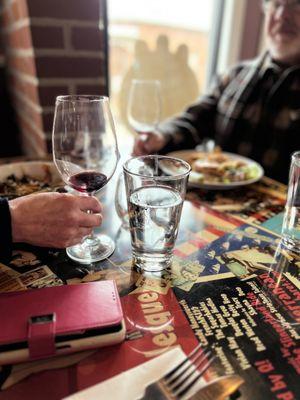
[0,27,22,157]
[0,0,107,156]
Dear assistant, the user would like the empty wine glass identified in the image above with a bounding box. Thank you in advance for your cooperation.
[127,79,161,133]
[52,95,120,264]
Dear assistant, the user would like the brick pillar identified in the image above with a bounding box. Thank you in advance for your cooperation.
[0,0,107,156]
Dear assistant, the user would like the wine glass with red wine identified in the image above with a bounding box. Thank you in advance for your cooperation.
[52,95,120,264]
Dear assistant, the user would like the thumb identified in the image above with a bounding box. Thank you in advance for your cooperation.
[140,134,152,152]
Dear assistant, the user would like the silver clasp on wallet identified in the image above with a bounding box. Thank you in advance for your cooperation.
[28,312,56,359]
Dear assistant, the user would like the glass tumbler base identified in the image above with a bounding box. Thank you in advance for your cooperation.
[133,252,172,272]
[66,234,115,264]
[282,235,300,254]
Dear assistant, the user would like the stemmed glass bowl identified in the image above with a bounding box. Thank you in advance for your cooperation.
[52,95,120,264]
[127,79,161,133]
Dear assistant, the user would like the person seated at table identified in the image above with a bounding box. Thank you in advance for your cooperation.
[0,192,102,262]
[133,0,300,183]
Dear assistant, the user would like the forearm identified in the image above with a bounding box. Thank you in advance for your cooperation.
[157,67,240,153]
[158,95,218,153]
[0,198,13,262]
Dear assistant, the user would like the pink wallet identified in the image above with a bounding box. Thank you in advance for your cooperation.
[0,280,126,364]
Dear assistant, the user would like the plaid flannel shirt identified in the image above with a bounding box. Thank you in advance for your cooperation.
[159,52,300,183]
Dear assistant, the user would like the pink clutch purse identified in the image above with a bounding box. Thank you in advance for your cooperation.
[0,280,125,364]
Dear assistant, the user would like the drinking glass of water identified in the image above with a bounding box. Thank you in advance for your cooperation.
[282,151,300,253]
[127,79,161,134]
[123,155,191,272]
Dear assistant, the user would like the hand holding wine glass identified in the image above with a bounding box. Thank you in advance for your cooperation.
[10,192,102,249]
[132,130,167,156]
[52,95,119,264]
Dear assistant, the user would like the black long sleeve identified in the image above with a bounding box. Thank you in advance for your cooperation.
[0,198,13,262]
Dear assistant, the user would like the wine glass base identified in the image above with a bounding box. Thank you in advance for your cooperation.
[66,234,115,264]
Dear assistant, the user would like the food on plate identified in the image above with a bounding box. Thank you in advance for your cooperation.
[0,164,64,198]
[186,149,260,184]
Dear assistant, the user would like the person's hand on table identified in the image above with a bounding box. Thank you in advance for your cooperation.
[132,131,167,156]
[9,192,102,248]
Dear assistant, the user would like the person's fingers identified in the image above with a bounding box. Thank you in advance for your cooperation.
[54,227,94,248]
[132,139,141,155]
[78,196,102,213]
[9,192,103,248]
[78,227,94,237]
[68,227,94,246]
[133,138,147,156]
[139,133,149,143]
[133,131,166,155]
[66,236,84,247]
[144,139,154,152]
[78,212,102,228]
[141,134,155,153]
[146,131,166,152]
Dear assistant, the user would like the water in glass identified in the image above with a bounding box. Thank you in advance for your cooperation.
[282,151,300,252]
[123,155,190,272]
[129,185,183,270]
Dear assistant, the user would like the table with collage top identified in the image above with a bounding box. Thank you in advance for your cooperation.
[0,174,299,400]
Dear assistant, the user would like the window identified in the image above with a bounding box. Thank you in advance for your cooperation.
[107,0,223,144]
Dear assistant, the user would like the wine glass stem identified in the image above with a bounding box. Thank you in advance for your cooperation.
[87,210,96,241]
[86,192,96,242]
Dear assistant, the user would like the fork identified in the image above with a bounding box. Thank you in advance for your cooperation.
[188,374,244,400]
[139,344,214,400]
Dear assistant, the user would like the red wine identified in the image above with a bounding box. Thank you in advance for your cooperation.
[69,171,107,192]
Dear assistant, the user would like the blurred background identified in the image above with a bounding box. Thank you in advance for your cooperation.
[0,0,264,157]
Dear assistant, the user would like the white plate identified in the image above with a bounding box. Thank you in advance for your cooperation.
[0,161,61,182]
[167,150,264,190]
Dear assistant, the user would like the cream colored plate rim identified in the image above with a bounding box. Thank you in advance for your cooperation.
[0,161,61,183]
[167,150,264,190]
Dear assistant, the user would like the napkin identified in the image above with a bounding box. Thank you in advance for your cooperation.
[64,346,205,400]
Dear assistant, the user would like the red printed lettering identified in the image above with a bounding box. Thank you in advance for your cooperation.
[277,391,295,400]
[255,359,274,373]
[269,375,286,392]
